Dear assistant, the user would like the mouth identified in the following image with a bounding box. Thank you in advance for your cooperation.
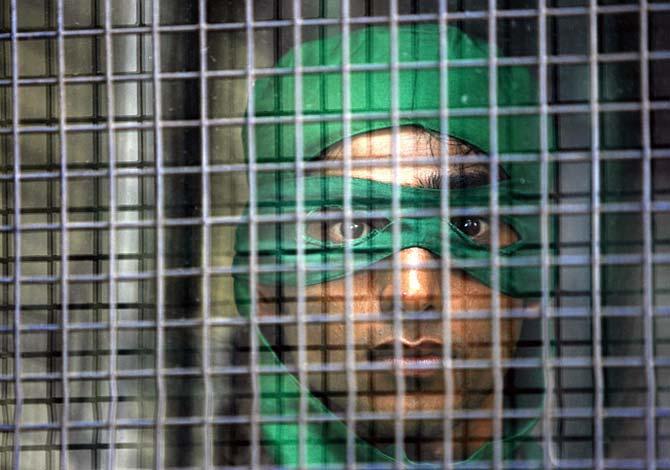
[369,338,458,378]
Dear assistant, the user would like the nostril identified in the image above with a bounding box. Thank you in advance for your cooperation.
[398,279,440,314]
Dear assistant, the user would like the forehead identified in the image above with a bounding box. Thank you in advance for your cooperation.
[321,127,485,186]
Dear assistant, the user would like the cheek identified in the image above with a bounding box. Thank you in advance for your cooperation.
[303,271,380,314]
[306,273,387,361]
[274,274,384,363]
[449,273,525,359]
[452,319,523,358]
[450,270,524,313]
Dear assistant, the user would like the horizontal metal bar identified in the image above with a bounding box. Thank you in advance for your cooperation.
[2,249,670,286]
[1,354,668,384]
[3,302,670,335]
[1,406,669,433]
[4,99,670,135]
[6,148,670,183]
[1,199,669,233]
[6,49,670,87]
[2,251,670,286]
[3,2,670,41]
[158,461,670,470]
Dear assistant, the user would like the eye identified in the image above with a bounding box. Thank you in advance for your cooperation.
[452,216,489,242]
[332,220,370,242]
[306,219,374,244]
[451,217,519,247]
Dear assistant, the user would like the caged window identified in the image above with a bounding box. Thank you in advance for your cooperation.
[1,0,670,469]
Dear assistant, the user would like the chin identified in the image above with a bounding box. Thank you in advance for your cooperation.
[352,391,460,444]
[367,391,458,414]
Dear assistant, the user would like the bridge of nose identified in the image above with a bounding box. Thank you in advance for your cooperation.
[397,216,443,256]
[393,247,442,311]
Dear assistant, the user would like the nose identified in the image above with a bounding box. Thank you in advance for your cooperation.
[379,247,442,314]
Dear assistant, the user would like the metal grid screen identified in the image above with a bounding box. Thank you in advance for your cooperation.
[1,0,669,469]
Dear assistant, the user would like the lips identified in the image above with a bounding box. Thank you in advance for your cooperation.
[369,338,456,378]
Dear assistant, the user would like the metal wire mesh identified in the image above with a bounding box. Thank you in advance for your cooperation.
[1,0,669,469]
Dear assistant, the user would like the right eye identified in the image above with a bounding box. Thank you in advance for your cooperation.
[304,212,388,245]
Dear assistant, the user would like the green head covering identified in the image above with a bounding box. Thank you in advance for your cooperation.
[233,23,554,468]
[251,24,545,169]
[237,21,555,299]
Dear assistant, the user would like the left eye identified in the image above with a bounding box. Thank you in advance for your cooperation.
[452,216,489,242]
[450,217,520,247]
[305,219,375,244]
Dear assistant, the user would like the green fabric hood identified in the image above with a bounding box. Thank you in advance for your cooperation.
[234,23,552,468]
[249,22,548,188]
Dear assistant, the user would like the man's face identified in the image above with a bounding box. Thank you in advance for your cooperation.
[256,126,526,452]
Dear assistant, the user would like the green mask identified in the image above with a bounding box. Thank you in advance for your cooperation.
[234,175,551,300]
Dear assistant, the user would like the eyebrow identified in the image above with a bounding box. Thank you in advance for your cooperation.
[415,169,494,190]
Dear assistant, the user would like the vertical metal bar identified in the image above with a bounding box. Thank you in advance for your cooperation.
[291,1,308,467]
[56,0,69,467]
[588,1,604,469]
[639,1,657,468]
[93,4,105,463]
[140,4,151,464]
[198,0,213,468]
[244,0,261,466]
[487,1,503,467]
[339,0,357,467]
[150,0,166,467]
[437,1,454,467]
[93,2,104,461]
[103,0,118,468]
[388,0,405,467]
[10,0,22,467]
[537,1,556,468]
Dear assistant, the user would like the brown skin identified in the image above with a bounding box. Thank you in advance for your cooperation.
[256,126,528,461]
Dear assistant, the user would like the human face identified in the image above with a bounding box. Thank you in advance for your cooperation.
[256,126,526,458]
